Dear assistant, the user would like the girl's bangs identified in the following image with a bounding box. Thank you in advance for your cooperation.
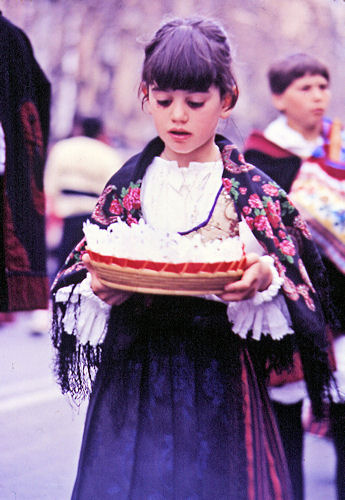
[146,33,216,92]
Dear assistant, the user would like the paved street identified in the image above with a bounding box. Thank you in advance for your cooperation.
[0,310,338,500]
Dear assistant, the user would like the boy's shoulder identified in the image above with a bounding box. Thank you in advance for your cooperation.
[244,130,295,159]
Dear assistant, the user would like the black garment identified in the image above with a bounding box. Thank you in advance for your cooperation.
[0,13,51,311]
[71,296,292,500]
[272,401,304,500]
[55,214,90,272]
[330,403,345,500]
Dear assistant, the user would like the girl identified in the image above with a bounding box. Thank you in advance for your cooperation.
[52,17,333,500]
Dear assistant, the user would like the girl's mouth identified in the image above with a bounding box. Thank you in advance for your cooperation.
[169,130,191,139]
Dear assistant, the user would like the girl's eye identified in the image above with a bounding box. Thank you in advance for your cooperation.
[157,100,171,107]
[188,101,204,109]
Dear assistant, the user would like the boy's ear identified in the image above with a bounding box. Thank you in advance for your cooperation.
[271,93,286,113]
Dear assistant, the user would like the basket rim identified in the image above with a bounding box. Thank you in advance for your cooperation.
[91,258,244,279]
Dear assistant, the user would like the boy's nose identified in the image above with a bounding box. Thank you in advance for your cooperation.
[311,87,324,100]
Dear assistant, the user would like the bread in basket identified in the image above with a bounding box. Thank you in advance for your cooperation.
[84,220,246,296]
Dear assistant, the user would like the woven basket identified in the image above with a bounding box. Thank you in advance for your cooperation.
[88,249,246,296]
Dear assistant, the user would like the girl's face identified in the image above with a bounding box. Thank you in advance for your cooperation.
[147,85,232,166]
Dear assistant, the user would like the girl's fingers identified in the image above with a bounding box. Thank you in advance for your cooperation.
[219,253,273,301]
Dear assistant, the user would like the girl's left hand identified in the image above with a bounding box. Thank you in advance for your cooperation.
[217,253,273,302]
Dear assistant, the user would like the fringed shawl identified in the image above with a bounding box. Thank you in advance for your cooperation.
[51,135,334,416]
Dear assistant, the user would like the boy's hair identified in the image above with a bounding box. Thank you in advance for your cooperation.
[268,53,330,95]
[141,17,238,109]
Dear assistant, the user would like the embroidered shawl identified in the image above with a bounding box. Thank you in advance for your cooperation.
[51,135,334,416]
[0,13,51,311]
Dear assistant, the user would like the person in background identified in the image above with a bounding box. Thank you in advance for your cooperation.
[0,12,51,320]
[51,20,334,499]
[244,53,345,500]
[44,116,122,274]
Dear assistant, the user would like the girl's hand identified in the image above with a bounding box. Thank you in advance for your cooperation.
[82,253,132,306]
[217,253,273,302]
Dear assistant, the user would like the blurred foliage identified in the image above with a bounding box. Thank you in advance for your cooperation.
[1,0,345,150]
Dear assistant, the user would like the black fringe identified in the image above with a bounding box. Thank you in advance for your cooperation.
[51,295,103,402]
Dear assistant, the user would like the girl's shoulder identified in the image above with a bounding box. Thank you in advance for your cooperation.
[106,152,142,188]
[106,137,165,189]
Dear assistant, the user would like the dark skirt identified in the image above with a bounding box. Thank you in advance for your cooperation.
[71,295,292,500]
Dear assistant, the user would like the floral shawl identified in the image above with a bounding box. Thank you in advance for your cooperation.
[51,135,334,416]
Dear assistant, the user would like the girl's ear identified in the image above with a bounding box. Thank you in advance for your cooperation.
[220,93,233,119]
[140,83,152,114]
[141,83,148,99]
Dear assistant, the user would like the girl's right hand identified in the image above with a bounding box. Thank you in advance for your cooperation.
[82,253,132,306]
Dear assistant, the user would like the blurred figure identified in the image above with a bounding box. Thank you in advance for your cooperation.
[45,116,122,274]
[0,12,51,318]
[244,53,345,500]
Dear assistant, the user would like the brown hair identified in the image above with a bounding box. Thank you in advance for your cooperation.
[140,17,239,109]
[268,53,330,95]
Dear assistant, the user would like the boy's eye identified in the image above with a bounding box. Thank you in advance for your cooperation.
[187,101,204,109]
[157,99,171,107]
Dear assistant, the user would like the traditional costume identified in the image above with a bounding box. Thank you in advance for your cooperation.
[245,116,345,499]
[51,135,333,500]
[0,13,51,311]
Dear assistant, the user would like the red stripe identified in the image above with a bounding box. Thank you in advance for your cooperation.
[241,351,255,500]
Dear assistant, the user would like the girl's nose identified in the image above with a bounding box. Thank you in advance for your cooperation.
[171,102,188,122]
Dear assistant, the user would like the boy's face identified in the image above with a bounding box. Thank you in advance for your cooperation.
[272,73,330,138]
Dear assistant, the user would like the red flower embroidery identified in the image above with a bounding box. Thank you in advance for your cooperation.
[278,229,287,239]
[266,201,280,228]
[109,198,123,215]
[254,214,268,231]
[243,205,252,215]
[126,213,139,225]
[129,187,141,209]
[245,216,254,230]
[272,255,286,277]
[265,224,274,239]
[252,175,261,182]
[248,194,263,209]
[293,215,312,239]
[297,284,316,311]
[123,187,141,211]
[283,277,299,301]
[298,259,316,293]
[222,178,232,192]
[275,200,281,216]
[279,239,296,256]
[239,187,247,195]
[262,183,279,197]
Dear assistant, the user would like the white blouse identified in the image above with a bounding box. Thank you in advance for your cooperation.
[55,155,293,346]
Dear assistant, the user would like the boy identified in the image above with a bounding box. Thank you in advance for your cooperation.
[244,53,345,500]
